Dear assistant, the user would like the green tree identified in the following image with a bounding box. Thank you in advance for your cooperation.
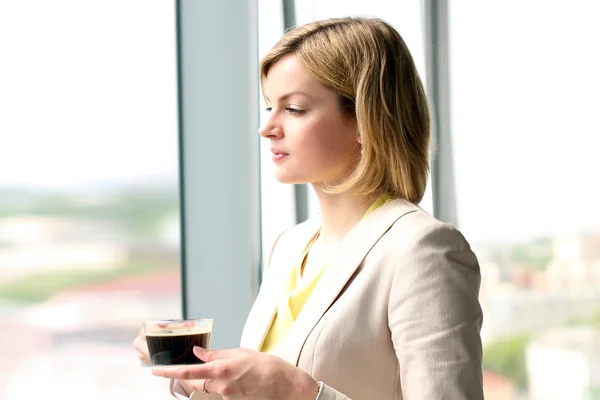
[483,334,530,389]
[583,386,600,400]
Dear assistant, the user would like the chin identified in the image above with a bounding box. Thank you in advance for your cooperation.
[274,170,310,185]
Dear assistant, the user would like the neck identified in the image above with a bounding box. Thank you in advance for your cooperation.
[310,183,373,245]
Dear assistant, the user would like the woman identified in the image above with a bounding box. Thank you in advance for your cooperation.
[135,17,484,399]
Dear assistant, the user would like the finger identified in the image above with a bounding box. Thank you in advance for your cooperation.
[136,348,151,363]
[193,346,241,362]
[152,359,232,381]
[201,379,217,395]
[133,337,144,350]
[133,334,151,365]
[133,330,146,347]
[178,379,211,395]
[133,338,149,354]
[133,337,147,358]
[138,353,151,365]
[152,364,211,380]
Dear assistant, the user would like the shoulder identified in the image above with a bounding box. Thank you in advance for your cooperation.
[383,198,473,254]
[372,199,480,282]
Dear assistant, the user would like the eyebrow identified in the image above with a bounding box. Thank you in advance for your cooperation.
[265,91,312,103]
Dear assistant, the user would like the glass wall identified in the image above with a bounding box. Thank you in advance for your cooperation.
[450,1,600,399]
[258,0,297,265]
[0,1,180,398]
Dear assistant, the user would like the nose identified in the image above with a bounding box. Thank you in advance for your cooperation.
[259,114,283,139]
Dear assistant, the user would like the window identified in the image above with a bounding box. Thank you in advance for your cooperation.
[0,1,180,398]
[258,0,297,265]
[450,1,600,398]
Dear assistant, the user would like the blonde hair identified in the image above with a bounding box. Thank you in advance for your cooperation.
[260,17,430,204]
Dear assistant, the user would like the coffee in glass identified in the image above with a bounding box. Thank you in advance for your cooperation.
[144,319,213,366]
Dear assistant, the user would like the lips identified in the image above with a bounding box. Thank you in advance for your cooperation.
[270,148,289,156]
[270,147,289,162]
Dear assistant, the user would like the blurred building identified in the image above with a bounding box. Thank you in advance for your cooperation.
[23,268,181,334]
[0,216,128,283]
[546,234,600,292]
[483,371,517,400]
[481,290,600,345]
[480,261,516,294]
[527,327,600,400]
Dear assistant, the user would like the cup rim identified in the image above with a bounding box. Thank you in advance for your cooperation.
[144,318,213,324]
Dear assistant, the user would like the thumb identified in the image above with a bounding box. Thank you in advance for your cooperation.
[193,346,239,362]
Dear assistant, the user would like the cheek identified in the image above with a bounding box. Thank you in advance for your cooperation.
[287,120,325,155]
[317,128,358,162]
[296,117,356,158]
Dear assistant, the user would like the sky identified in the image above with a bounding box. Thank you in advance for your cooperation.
[0,1,180,189]
[0,0,598,243]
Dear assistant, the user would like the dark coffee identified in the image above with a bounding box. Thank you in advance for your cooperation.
[146,328,211,365]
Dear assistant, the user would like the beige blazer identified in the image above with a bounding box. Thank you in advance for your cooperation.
[189,198,484,399]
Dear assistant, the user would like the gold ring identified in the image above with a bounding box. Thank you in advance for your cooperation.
[202,379,210,394]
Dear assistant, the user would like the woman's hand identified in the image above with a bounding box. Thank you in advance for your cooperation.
[133,328,151,365]
[133,326,201,396]
[152,347,319,400]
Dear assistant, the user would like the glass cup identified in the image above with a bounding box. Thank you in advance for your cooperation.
[143,319,213,366]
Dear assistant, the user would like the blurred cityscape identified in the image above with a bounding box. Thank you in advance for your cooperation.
[1,186,599,399]
[0,186,181,399]
[476,233,600,399]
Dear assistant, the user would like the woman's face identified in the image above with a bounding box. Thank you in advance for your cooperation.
[259,55,360,186]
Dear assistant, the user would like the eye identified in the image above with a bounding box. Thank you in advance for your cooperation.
[285,107,304,115]
[265,107,272,112]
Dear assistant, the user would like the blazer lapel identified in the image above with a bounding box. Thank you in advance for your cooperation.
[277,199,417,365]
[240,218,320,351]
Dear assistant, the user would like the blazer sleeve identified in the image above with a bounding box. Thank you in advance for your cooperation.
[388,223,484,399]
[315,382,351,399]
